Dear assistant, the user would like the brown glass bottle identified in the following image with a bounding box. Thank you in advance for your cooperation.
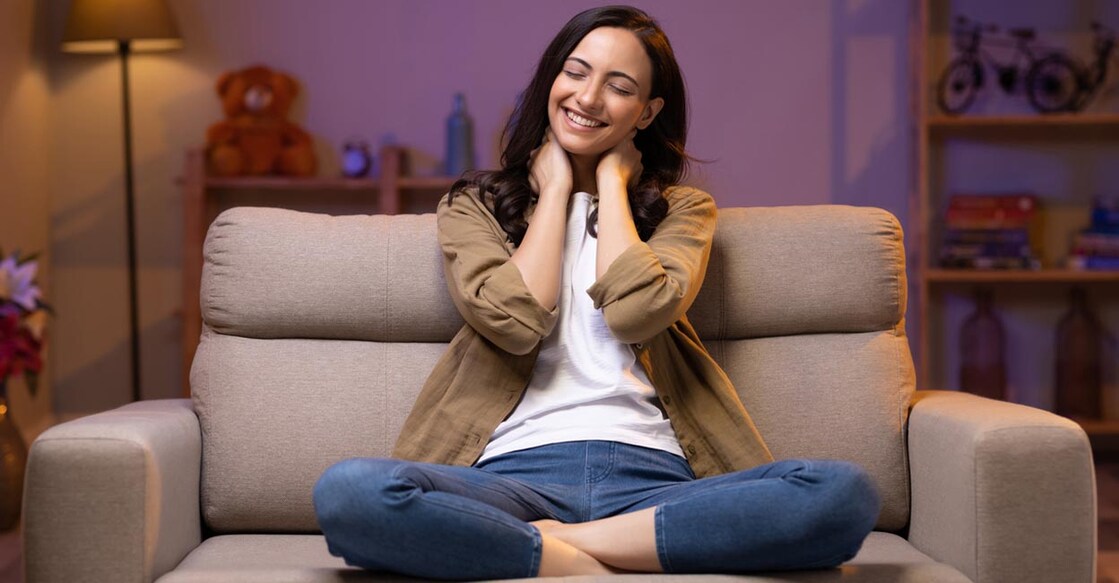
[1055,287,1102,419]
[959,288,1007,400]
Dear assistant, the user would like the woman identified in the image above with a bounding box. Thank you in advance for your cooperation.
[314,5,880,579]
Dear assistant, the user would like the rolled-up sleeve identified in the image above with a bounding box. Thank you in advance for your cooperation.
[586,187,716,344]
[438,191,558,355]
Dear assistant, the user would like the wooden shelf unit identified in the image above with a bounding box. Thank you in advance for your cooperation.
[924,268,1119,284]
[180,146,458,395]
[912,0,1119,422]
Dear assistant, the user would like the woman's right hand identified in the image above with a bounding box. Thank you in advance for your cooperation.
[528,128,573,199]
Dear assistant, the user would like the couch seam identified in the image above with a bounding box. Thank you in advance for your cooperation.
[894,329,909,532]
[974,428,981,583]
[384,219,393,450]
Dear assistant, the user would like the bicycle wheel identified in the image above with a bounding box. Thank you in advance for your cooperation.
[937,58,982,115]
[1026,54,1082,113]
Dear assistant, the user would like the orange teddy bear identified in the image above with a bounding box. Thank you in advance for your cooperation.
[206,65,317,177]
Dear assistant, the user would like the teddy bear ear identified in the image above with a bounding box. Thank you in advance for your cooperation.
[273,72,300,98]
[215,71,236,96]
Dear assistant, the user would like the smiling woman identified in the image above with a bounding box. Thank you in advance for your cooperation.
[548,28,664,166]
[311,5,881,580]
[445,5,691,247]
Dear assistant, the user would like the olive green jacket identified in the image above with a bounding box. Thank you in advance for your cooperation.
[391,185,773,477]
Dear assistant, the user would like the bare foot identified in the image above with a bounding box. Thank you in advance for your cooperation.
[538,532,625,576]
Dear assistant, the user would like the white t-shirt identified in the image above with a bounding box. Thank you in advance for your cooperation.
[478,191,685,462]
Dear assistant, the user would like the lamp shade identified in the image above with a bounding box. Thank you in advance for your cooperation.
[62,0,182,53]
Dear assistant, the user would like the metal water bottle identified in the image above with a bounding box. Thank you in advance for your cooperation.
[959,288,1007,400]
[444,93,475,177]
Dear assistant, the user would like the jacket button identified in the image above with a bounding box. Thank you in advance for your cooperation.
[687,445,697,455]
[661,395,671,405]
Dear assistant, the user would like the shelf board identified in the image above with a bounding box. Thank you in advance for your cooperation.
[1075,419,1119,456]
[398,176,458,190]
[924,268,1119,283]
[927,113,1119,138]
[204,175,458,191]
[1076,419,1119,435]
[206,176,378,190]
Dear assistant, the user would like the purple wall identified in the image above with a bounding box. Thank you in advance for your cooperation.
[42,0,913,409]
[171,0,911,214]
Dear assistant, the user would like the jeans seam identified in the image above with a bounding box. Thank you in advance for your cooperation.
[587,441,617,484]
[654,505,673,573]
[529,524,543,576]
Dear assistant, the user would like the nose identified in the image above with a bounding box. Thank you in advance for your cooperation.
[576,82,603,112]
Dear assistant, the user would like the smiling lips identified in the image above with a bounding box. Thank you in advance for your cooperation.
[564,107,606,129]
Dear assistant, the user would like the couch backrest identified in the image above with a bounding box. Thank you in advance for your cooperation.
[191,205,913,535]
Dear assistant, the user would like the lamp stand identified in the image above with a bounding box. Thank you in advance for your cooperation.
[118,40,142,402]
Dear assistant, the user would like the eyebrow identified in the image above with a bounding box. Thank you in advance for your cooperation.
[565,57,640,88]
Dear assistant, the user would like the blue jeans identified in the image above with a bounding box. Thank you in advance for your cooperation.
[313,441,880,580]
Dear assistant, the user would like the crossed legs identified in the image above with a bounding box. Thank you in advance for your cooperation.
[313,453,880,579]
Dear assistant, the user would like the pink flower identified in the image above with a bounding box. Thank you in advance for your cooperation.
[0,253,41,311]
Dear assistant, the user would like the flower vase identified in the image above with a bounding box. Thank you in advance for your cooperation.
[0,378,28,531]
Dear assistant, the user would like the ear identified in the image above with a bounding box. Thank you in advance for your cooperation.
[273,72,299,99]
[636,97,664,130]
[215,71,235,96]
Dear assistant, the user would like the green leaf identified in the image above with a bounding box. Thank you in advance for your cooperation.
[26,372,39,398]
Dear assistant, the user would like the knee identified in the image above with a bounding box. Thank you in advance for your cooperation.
[313,458,404,530]
[805,461,881,564]
[828,461,881,529]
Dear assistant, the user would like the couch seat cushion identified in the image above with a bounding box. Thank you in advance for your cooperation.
[154,532,970,582]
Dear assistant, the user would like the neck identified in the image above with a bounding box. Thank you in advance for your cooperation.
[570,153,598,195]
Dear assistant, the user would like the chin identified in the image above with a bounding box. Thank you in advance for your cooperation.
[550,126,609,158]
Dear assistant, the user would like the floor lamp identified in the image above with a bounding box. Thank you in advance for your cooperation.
[62,0,182,402]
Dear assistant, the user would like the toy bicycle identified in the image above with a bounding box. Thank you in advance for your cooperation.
[1067,21,1117,111]
[936,16,1104,115]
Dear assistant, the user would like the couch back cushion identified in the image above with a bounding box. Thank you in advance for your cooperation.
[192,205,912,534]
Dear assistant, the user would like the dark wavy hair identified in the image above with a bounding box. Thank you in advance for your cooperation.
[448,5,691,245]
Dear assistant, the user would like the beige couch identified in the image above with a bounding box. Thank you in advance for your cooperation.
[23,204,1096,582]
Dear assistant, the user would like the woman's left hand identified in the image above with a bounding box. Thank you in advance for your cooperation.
[595,129,642,192]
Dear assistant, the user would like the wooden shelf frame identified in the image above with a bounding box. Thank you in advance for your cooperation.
[927,113,1119,140]
[928,112,1119,128]
[911,0,1119,403]
[924,268,1119,283]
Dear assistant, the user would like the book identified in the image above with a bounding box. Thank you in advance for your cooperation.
[940,194,1041,269]
[1071,231,1119,257]
[1091,195,1119,232]
[1067,255,1119,271]
[941,255,1038,270]
[944,194,1038,230]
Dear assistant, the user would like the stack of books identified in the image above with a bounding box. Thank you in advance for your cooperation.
[939,194,1040,270]
[1067,196,1119,271]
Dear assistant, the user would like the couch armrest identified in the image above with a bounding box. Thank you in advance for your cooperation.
[23,399,202,583]
[907,390,1096,583]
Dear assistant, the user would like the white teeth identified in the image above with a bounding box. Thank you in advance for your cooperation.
[566,109,604,128]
